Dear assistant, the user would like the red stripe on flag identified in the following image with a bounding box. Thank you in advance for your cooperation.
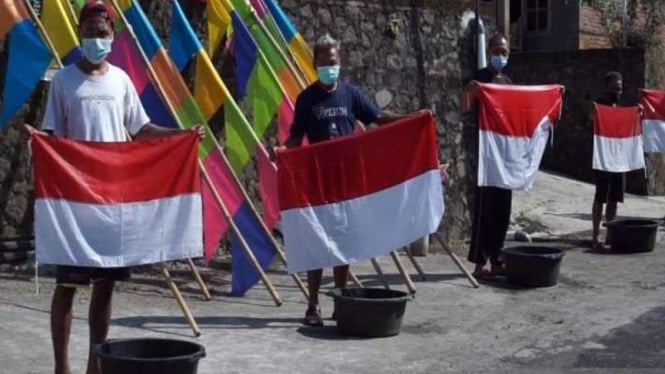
[277,97,294,145]
[594,104,642,138]
[641,89,665,121]
[257,146,279,229]
[202,180,229,261]
[477,84,562,137]
[33,132,200,203]
[277,112,439,210]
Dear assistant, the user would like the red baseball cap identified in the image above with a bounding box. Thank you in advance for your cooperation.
[78,1,116,27]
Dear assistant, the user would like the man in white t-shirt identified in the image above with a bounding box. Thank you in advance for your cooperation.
[38,2,203,374]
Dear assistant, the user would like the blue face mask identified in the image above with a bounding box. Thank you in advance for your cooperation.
[490,55,508,71]
[81,38,113,64]
[317,65,340,85]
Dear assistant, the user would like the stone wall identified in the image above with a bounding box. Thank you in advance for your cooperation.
[508,48,655,195]
[0,0,491,249]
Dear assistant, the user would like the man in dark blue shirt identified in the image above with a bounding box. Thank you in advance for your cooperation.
[284,34,411,326]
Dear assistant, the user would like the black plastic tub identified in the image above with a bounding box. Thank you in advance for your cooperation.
[502,246,565,288]
[328,288,410,337]
[603,219,659,253]
[96,338,205,374]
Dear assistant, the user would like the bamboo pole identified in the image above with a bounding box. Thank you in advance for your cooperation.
[109,0,283,305]
[22,0,60,298]
[433,233,479,289]
[403,246,427,281]
[390,251,416,294]
[187,258,212,300]
[161,265,201,337]
[370,258,390,290]
[349,271,363,288]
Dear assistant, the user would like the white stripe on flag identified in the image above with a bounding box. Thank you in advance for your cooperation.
[643,119,665,153]
[593,135,645,172]
[36,194,203,267]
[282,170,444,274]
[478,117,552,190]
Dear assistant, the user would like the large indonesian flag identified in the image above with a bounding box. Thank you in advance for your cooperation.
[593,104,645,172]
[32,132,203,267]
[277,112,444,273]
[477,84,563,190]
[641,89,665,153]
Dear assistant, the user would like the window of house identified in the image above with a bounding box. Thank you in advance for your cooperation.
[525,0,549,32]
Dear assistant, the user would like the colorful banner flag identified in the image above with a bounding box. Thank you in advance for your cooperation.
[640,89,665,153]
[231,11,290,141]
[277,112,444,273]
[0,0,52,129]
[593,104,645,172]
[118,0,278,295]
[33,132,203,267]
[476,84,563,190]
[169,0,281,230]
[261,0,316,84]
[40,0,82,65]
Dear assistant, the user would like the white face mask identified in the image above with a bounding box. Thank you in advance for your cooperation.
[81,38,113,64]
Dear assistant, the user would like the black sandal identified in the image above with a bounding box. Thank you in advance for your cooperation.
[303,306,323,327]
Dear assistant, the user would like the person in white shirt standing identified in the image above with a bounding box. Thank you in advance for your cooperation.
[38,2,203,374]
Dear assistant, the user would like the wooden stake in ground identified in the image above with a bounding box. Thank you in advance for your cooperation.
[433,233,479,288]
[370,258,390,290]
[403,246,427,281]
[161,265,201,337]
[390,251,417,294]
[187,258,212,301]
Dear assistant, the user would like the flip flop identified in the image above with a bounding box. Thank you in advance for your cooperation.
[490,266,506,277]
[472,268,492,279]
[303,307,323,327]
[593,241,607,253]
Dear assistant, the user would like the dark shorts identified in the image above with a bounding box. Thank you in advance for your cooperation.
[594,171,625,204]
[55,266,131,287]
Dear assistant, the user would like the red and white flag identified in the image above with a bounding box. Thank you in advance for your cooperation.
[593,104,645,172]
[641,89,665,153]
[477,84,563,190]
[32,132,203,267]
[277,113,444,273]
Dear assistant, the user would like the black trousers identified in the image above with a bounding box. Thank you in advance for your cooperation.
[467,186,512,266]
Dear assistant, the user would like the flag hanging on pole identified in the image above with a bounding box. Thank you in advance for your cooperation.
[118,0,278,295]
[168,0,281,231]
[40,0,82,65]
[261,0,316,83]
[0,0,52,129]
